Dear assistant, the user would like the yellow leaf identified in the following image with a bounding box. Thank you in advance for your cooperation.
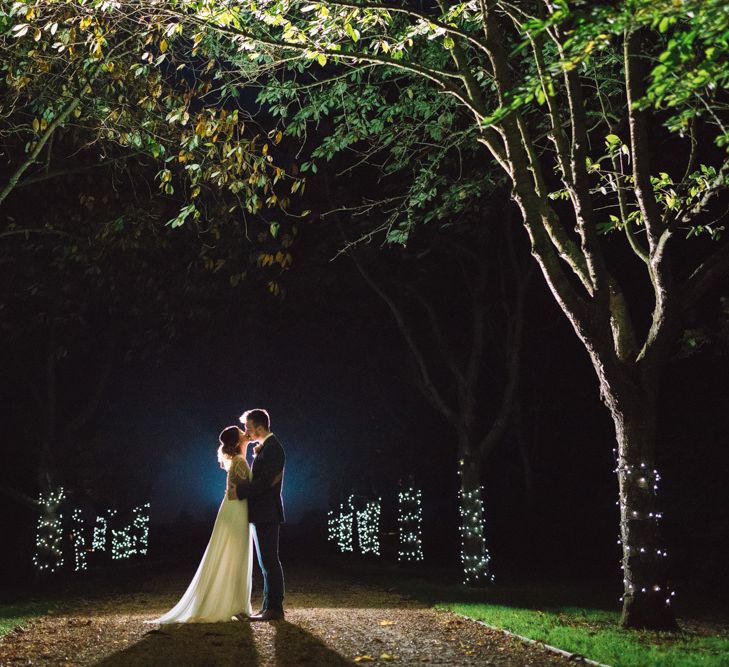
[274,130,283,145]
[379,620,394,626]
[380,653,399,661]
[354,657,374,663]
[262,143,269,156]
[32,118,39,133]
[160,39,168,53]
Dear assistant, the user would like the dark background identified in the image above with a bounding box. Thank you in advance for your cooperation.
[2,226,727,609]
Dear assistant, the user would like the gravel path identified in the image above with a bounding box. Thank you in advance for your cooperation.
[0,565,576,666]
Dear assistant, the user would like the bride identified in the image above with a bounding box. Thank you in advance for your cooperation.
[148,425,254,623]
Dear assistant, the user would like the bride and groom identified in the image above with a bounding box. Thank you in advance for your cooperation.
[149,408,286,624]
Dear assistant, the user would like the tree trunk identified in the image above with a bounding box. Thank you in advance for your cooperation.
[605,381,678,630]
[514,397,536,515]
[458,451,493,586]
[39,311,59,492]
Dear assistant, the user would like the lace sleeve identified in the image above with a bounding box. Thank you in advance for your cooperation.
[227,456,250,499]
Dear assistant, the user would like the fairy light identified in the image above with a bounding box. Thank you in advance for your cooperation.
[356,499,381,556]
[70,508,88,572]
[111,525,133,560]
[458,461,494,586]
[613,449,675,609]
[338,496,355,553]
[327,496,355,553]
[32,495,149,571]
[327,509,338,544]
[111,503,151,559]
[33,487,66,573]
[131,503,150,555]
[92,509,116,552]
[325,497,355,552]
[397,487,424,562]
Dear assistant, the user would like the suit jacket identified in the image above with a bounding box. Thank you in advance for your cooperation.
[236,433,285,524]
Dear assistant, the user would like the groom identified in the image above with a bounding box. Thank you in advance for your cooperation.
[235,408,286,621]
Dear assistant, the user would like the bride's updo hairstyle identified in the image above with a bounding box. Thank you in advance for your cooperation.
[217,426,242,470]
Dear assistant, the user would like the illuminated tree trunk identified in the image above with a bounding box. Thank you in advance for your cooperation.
[604,381,678,630]
[458,452,492,586]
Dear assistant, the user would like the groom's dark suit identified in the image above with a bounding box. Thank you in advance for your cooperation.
[236,433,285,613]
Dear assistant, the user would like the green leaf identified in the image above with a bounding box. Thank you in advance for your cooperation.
[344,23,360,43]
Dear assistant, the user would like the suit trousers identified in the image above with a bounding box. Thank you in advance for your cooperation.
[251,522,284,612]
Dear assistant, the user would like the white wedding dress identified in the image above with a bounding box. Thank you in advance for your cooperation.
[149,455,253,623]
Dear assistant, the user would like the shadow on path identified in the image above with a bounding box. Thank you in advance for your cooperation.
[94,619,352,666]
[95,622,259,666]
[274,620,351,666]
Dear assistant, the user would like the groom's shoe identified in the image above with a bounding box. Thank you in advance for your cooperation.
[250,609,284,622]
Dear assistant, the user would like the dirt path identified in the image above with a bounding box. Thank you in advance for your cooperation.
[0,565,575,666]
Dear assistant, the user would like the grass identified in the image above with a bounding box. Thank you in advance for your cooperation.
[438,601,729,667]
[0,601,49,638]
[342,565,729,667]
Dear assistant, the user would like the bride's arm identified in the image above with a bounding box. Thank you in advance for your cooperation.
[227,458,250,500]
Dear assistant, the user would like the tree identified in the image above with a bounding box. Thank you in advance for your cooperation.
[182,0,729,629]
[360,226,532,584]
[259,61,539,582]
[0,0,295,224]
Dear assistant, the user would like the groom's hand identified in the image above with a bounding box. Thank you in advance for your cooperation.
[235,480,250,500]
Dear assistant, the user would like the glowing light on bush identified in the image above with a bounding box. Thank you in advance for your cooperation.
[132,503,150,555]
[397,487,424,562]
[356,499,381,556]
[92,509,116,552]
[32,495,149,571]
[33,487,66,573]
[111,503,151,559]
[327,496,354,553]
[71,508,88,572]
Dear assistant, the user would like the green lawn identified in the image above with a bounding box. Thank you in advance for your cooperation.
[0,601,48,638]
[357,567,729,667]
[439,601,729,667]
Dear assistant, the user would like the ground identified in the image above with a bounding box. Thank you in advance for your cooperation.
[0,563,577,666]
